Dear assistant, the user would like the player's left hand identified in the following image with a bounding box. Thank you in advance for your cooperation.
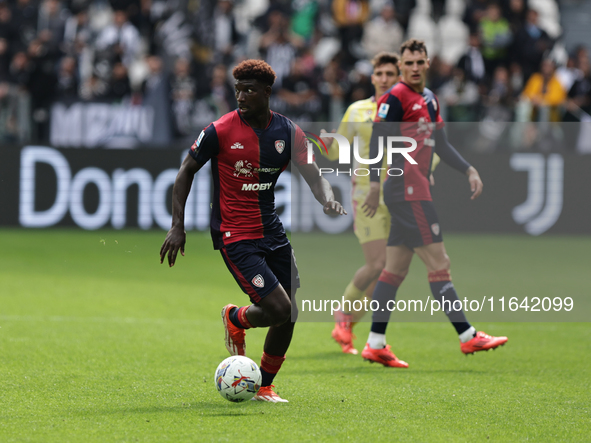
[323,200,347,215]
[466,166,483,200]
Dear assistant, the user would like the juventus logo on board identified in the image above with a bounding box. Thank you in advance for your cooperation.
[510,153,564,236]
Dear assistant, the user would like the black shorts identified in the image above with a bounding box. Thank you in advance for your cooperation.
[385,200,443,248]
[220,236,300,303]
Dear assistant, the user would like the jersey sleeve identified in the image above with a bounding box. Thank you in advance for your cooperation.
[374,93,404,123]
[434,128,471,174]
[292,123,310,166]
[189,123,219,164]
[369,93,404,182]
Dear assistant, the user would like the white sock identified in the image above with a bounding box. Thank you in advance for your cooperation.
[459,326,477,343]
[367,332,386,349]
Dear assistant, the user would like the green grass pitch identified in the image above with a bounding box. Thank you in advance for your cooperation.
[1,229,590,442]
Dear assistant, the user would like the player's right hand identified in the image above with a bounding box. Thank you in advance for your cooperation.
[466,166,483,200]
[362,183,380,218]
[323,200,347,215]
[160,226,186,267]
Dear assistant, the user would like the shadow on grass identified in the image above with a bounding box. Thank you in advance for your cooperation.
[291,367,484,375]
[78,400,278,418]
[290,352,486,374]
[289,351,355,361]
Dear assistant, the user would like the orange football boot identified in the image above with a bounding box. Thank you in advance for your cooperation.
[461,331,508,355]
[361,344,408,368]
[252,385,289,403]
[221,304,245,356]
[332,311,358,354]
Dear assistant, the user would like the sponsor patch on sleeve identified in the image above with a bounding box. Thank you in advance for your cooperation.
[377,103,390,119]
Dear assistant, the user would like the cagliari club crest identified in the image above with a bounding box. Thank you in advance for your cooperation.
[431,223,440,236]
[275,140,285,154]
[252,274,265,288]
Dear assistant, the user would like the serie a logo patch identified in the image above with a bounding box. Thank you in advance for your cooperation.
[377,103,390,119]
[191,130,205,152]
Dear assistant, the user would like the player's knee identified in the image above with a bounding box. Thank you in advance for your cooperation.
[429,255,450,273]
[273,309,291,327]
[439,254,451,271]
[397,267,410,278]
[269,301,292,326]
[368,260,386,280]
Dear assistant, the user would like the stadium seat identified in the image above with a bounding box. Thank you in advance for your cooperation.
[529,0,559,18]
[445,0,466,18]
[437,14,469,65]
[414,0,432,16]
[88,2,112,32]
[233,0,269,34]
[529,0,562,38]
[314,37,342,68]
[407,13,439,57]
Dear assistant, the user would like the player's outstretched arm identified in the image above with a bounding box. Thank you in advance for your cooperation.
[297,162,347,215]
[160,154,204,267]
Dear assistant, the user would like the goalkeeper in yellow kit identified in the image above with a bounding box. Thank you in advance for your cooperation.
[324,52,439,354]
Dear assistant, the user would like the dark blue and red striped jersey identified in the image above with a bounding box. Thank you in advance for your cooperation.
[189,109,308,249]
[370,81,445,202]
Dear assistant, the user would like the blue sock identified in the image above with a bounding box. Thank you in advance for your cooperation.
[229,306,252,329]
[260,369,276,387]
[428,270,471,335]
[370,270,404,334]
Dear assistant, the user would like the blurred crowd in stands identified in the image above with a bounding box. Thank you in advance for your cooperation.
[1,0,590,150]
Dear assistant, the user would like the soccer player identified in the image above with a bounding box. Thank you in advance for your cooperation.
[324,52,400,354]
[160,60,346,401]
[361,39,507,367]
[327,52,440,355]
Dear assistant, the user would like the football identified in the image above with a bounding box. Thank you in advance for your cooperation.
[214,355,262,402]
